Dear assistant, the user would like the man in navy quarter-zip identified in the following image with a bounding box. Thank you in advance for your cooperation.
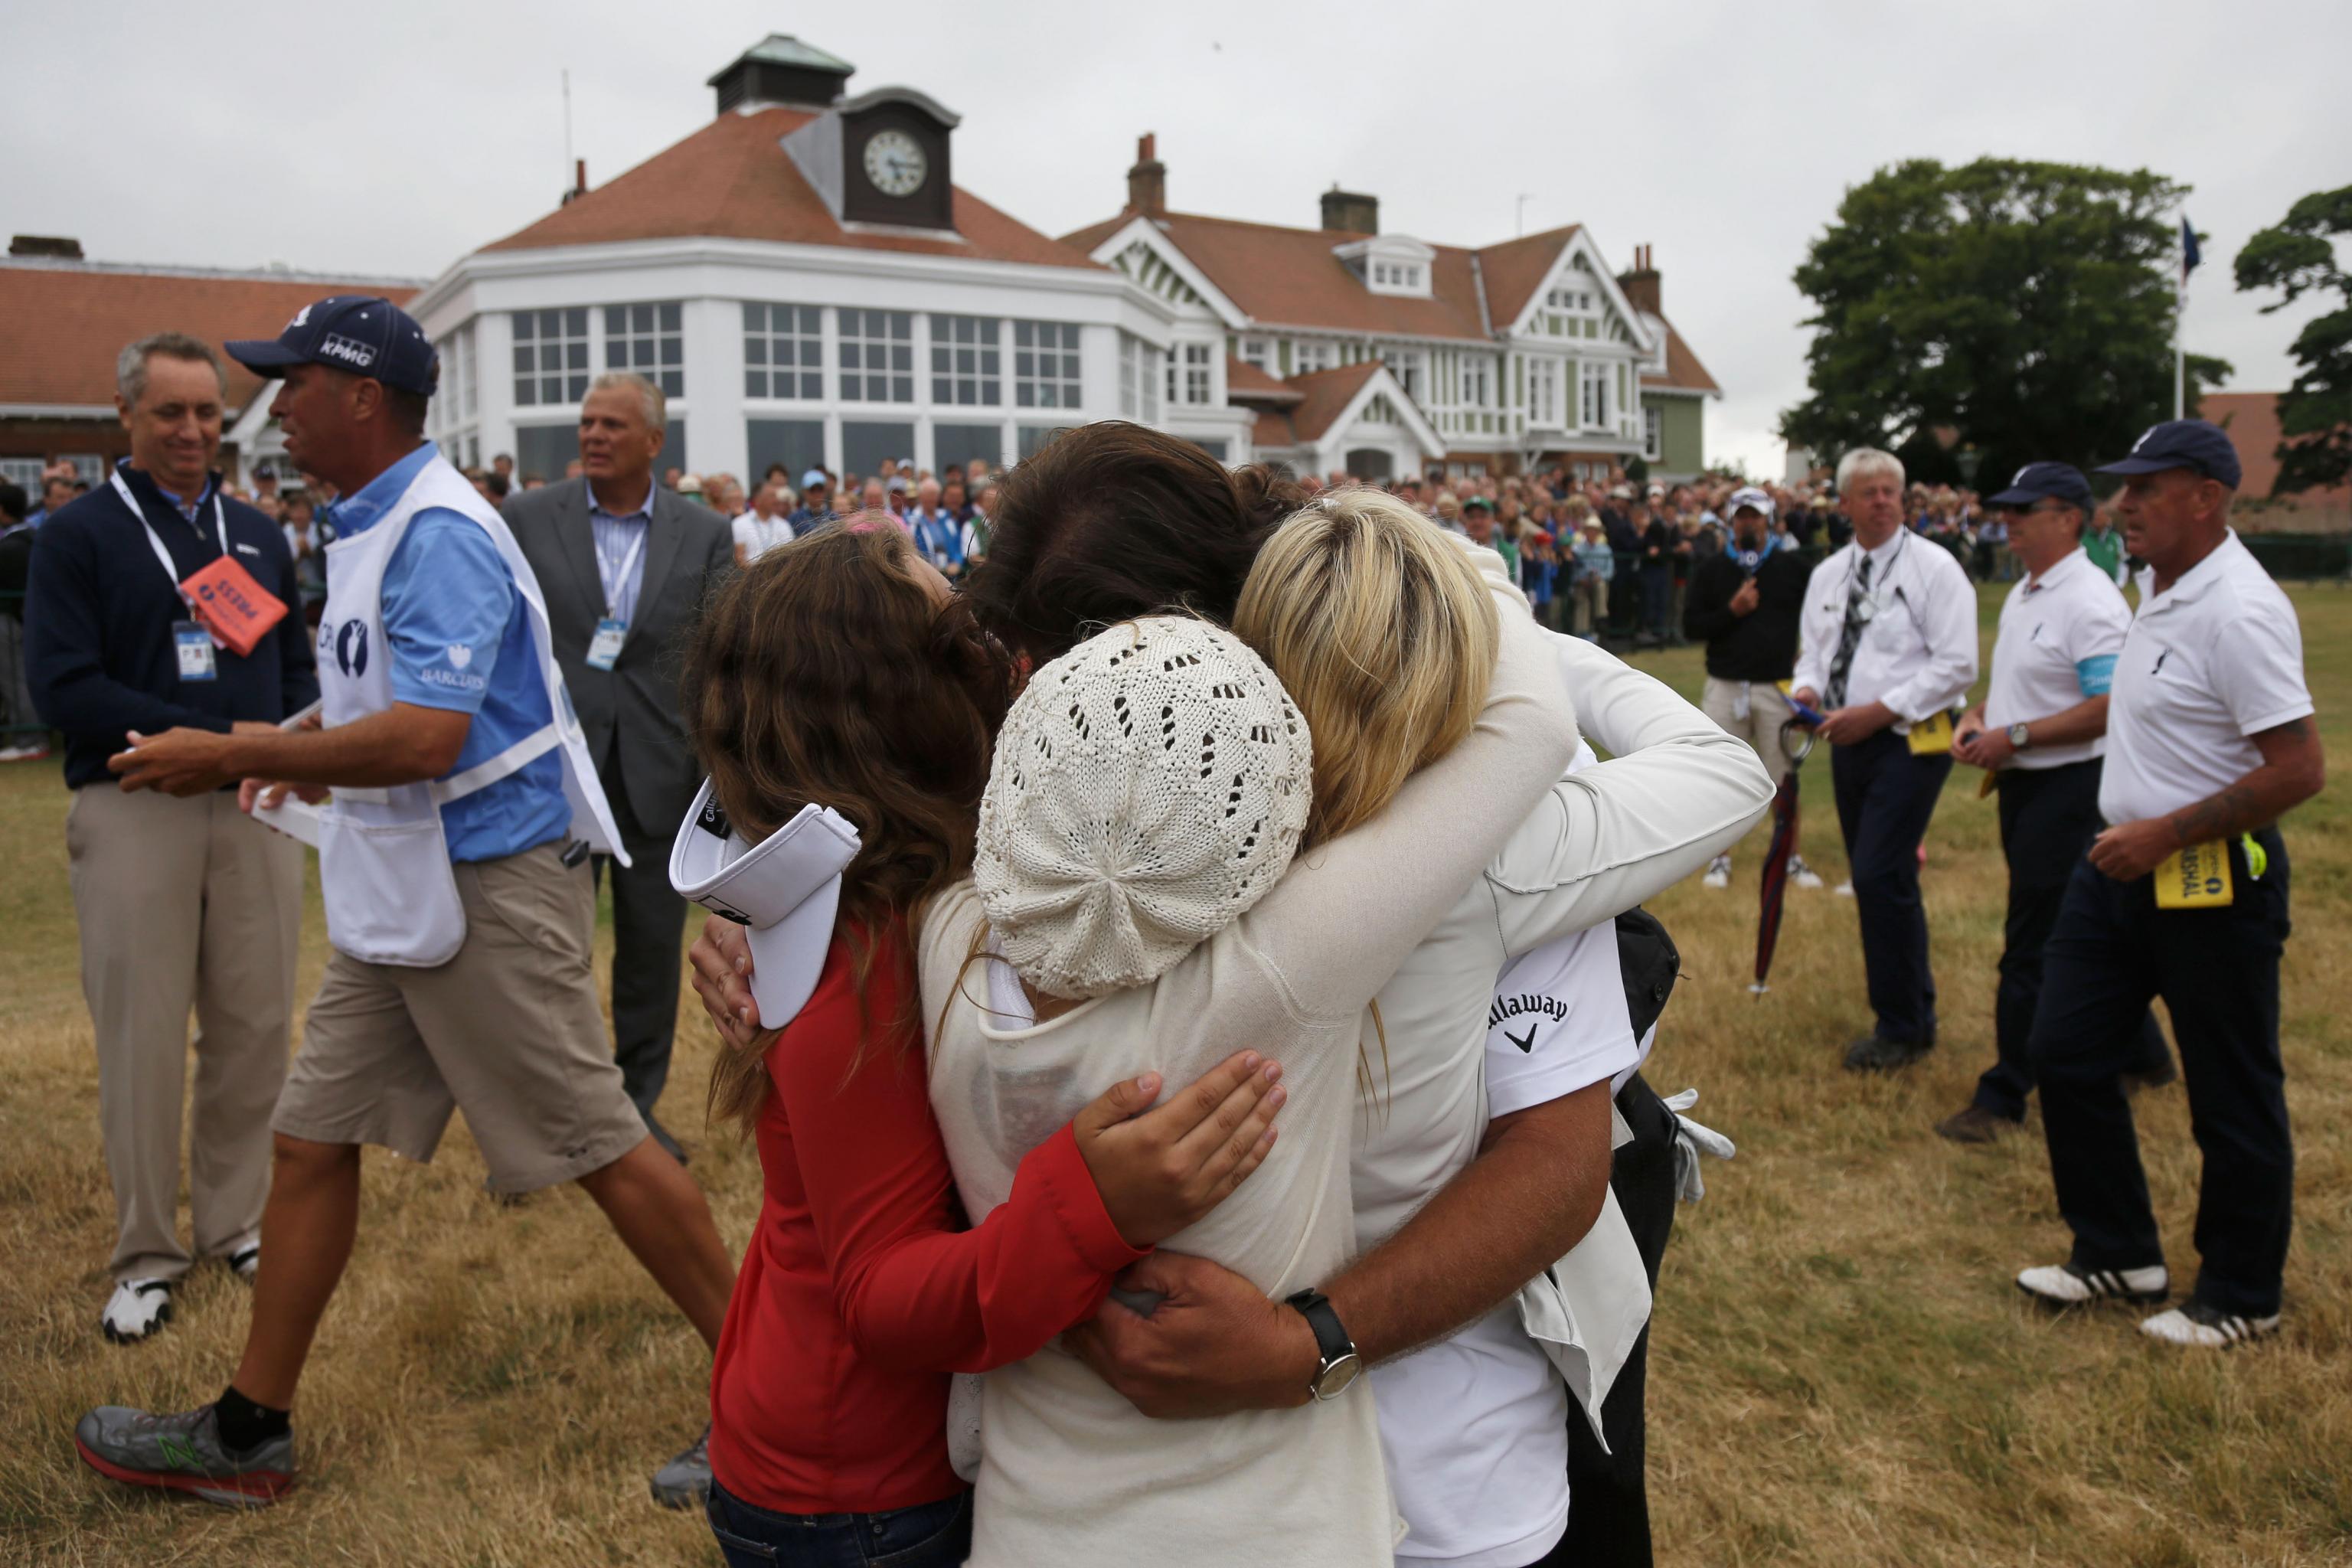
[24,332,316,1345]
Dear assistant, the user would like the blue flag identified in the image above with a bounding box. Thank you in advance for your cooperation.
[2181,216,2202,280]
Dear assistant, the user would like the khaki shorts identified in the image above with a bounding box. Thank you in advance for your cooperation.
[273,844,649,1194]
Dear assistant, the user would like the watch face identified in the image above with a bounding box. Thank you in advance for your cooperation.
[863,130,928,198]
[1312,1351,1363,1401]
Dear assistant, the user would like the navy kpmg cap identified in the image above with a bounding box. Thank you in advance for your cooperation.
[1988,462,2094,511]
[225,296,439,397]
[2093,420,2241,489]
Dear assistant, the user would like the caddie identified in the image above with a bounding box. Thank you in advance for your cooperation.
[2013,420,2324,1348]
[1939,462,2174,1143]
[74,296,737,1508]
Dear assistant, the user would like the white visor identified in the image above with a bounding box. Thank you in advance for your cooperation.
[668,779,862,1031]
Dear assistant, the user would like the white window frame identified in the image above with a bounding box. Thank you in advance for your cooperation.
[1380,346,1423,402]
[1464,356,1492,409]
[1644,404,1663,462]
[839,308,916,405]
[929,314,1002,407]
[1579,361,1611,430]
[745,302,825,401]
[1292,340,1334,375]
[1240,337,1269,371]
[603,302,684,397]
[1178,341,1212,406]
[1528,358,1560,427]
[1119,334,1139,419]
[1013,320,1082,410]
[0,456,44,495]
[511,306,592,408]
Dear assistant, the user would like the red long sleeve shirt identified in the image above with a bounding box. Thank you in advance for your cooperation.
[707,925,1147,1517]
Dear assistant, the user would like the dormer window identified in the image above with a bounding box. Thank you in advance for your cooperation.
[1334,237,1435,299]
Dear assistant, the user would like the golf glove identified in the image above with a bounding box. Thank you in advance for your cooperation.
[1663,1086,1735,1203]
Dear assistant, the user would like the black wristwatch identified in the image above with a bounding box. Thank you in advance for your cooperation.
[1283,1289,1362,1401]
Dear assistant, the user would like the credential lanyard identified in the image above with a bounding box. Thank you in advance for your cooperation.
[112,467,230,647]
[596,524,649,621]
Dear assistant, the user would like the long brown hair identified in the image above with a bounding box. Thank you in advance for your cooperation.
[680,521,1014,1130]
[961,421,1306,662]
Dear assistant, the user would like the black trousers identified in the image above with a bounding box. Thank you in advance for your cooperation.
[592,762,691,1156]
[1973,761,2172,1119]
[1829,728,1952,1044]
[2028,831,2292,1318]
[1542,1073,1677,1568]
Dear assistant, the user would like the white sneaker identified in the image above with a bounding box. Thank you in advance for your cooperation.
[1703,854,1731,890]
[1833,880,1855,897]
[2016,1261,2169,1308]
[226,1240,260,1282]
[0,743,49,763]
[2140,1300,2281,1348]
[1788,855,1825,890]
[101,1279,175,1343]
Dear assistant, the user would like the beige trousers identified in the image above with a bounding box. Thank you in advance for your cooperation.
[67,786,305,1282]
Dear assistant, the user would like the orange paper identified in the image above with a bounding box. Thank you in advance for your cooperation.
[182,554,287,657]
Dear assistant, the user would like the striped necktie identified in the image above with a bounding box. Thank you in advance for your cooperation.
[1824,553,1873,708]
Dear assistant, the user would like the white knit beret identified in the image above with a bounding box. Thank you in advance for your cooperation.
[975,616,1313,1000]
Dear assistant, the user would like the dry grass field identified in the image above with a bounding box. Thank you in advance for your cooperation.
[2,581,2347,1566]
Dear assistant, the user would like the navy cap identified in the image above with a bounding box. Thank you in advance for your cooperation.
[2093,420,2241,489]
[1988,461,2094,511]
[226,295,439,397]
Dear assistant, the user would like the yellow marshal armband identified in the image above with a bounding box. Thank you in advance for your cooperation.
[2154,841,2234,910]
[1906,709,1956,756]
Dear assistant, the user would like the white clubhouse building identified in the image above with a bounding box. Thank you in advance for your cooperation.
[398,36,1720,485]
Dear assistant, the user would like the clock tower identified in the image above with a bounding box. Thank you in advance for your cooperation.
[776,81,962,237]
[835,88,959,232]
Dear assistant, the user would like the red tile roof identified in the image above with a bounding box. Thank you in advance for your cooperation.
[1282,361,1383,443]
[1225,355,1301,403]
[2201,391,2350,511]
[0,263,419,411]
[1065,210,1554,340]
[1475,224,1586,330]
[1642,317,1720,397]
[483,106,1099,270]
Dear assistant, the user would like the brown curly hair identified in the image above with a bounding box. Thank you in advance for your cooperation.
[680,520,1014,1129]
[961,421,1306,661]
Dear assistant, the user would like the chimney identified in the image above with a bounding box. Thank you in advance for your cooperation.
[9,234,84,260]
[1126,133,1166,218]
[560,158,588,206]
[1320,186,1378,235]
[1618,243,1661,316]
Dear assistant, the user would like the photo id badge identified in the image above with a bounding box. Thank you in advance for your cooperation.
[586,618,627,671]
[175,620,218,682]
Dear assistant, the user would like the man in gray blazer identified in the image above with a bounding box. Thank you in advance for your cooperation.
[505,372,733,1161]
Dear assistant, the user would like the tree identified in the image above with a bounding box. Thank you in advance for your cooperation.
[2234,186,2352,497]
[1781,158,2230,488]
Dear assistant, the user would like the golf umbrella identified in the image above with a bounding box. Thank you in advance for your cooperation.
[1751,719,1817,995]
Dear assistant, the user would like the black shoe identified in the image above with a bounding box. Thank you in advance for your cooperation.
[1936,1105,2019,1143]
[2122,1059,2179,1094]
[1844,1034,1932,1073]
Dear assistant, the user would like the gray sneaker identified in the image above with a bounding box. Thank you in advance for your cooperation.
[650,1423,711,1510]
[74,1403,295,1508]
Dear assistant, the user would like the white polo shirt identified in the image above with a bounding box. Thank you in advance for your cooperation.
[1379,903,1641,1568]
[1983,547,2133,770]
[2100,531,2312,825]
[1791,530,1978,730]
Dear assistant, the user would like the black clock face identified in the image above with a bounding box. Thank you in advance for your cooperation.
[863,129,928,197]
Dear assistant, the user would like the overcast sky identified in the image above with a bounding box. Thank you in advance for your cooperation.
[9,0,2345,475]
